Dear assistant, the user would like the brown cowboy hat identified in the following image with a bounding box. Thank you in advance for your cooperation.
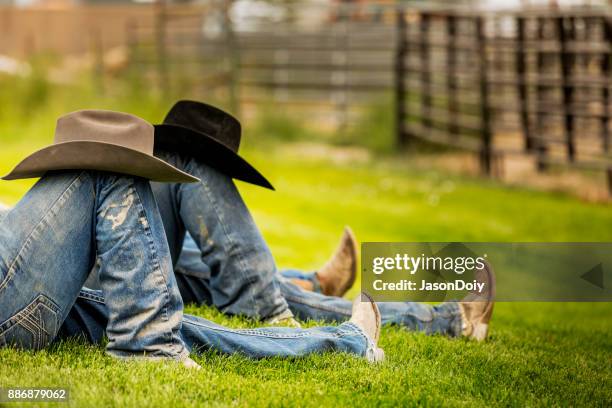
[154,100,274,190]
[2,110,199,183]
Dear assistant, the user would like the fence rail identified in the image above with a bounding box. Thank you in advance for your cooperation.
[4,2,609,194]
[395,8,611,188]
[124,3,612,193]
[128,2,398,129]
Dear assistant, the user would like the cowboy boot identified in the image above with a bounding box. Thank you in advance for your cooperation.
[350,292,384,362]
[459,263,496,341]
[316,227,358,297]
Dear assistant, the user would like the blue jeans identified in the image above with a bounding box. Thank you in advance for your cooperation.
[0,171,188,360]
[177,235,463,337]
[151,150,288,320]
[148,150,461,336]
[280,270,462,336]
[0,176,375,360]
[59,288,374,360]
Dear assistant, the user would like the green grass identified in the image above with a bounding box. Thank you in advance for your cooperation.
[0,71,610,406]
[1,141,611,407]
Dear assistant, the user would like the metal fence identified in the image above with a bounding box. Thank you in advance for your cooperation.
[127,2,611,193]
[395,8,612,184]
[3,2,609,193]
[128,1,398,128]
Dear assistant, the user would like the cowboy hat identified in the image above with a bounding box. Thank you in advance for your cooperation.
[2,110,199,183]
[154,100,274,190]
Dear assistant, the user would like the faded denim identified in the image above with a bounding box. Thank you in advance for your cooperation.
[151,150,288,320]
[59,288,375,360]
[145,147,462,336]
[177,235,463,337]
[279,269,462,336]
[0,171,188,360]
[0,179,376,361]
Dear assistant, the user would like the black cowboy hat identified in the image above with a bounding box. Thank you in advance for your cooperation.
[154,100,274,190]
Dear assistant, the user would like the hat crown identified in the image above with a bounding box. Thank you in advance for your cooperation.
[163,101,241,152]
[55,110,154,155]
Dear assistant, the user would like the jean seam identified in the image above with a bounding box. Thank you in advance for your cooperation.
[78,290,105,304]
[283,293,352,316]
[187,319,307,339]
[0,295,60,343]
[22,312,43,348]
[341,322,371,358]
[190,166,262,316]
[102,178,184,358]
[108,348,190,361]
[131,184,173,335]
[186,318,356,340]
[3,316,38,348]
[0,172,87,293]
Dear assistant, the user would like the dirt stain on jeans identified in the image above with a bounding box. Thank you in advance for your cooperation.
[197,216,214,247]
[104,190,135,230]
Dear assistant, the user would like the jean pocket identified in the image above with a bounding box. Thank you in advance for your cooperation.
[0,294,61,350]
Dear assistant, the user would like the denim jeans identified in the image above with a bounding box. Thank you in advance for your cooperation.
[147,148,462,336]
[150,150,288,320]
[59,288,376,360]
[176,235,463,337]
[0,171,188,360]
[0,179,375,361]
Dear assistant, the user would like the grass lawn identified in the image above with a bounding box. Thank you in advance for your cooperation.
[1,142,611,407]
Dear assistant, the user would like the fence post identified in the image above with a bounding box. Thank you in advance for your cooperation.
[90,28,105,94]
[446,14,459,137]
[222,0,240,116]
[395,8,408,147]
[126,19,137,64]
[333,21,350,134]
[556,15,576,162]
[533,17,548,171]
[419,12,431,132]
[601,16,611,153]
[155,0,169,96]
[607,167,612,197]
[515,15,533,151]
[476,16,492,176]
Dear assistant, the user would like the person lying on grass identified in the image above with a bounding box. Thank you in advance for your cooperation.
[0,110,384,368]
[89,100,496,341]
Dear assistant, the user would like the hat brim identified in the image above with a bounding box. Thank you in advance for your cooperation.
[1,141,199,183]
[154,124,274,190]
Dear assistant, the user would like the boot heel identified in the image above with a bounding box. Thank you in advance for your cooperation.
[472,323,489,341]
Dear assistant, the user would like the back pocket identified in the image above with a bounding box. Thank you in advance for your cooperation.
[0,294,61,350]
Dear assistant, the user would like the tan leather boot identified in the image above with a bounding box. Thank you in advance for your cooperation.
[459,263,495,341]
[350,292,384,362]
[316,227,358,297]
